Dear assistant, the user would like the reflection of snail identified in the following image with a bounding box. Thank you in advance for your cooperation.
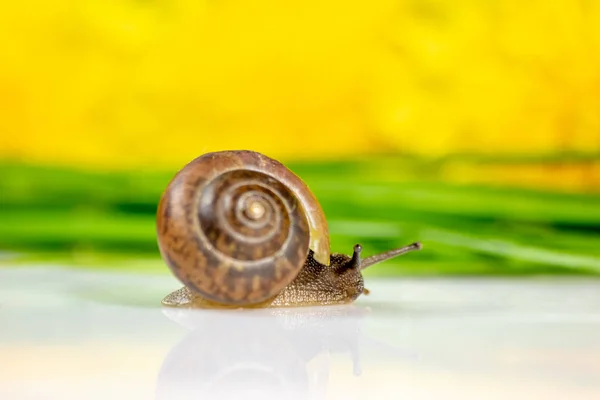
[157,150,421,308]
[155,307,371,400]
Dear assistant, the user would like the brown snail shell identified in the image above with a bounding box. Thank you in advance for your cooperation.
[156,150,330,306]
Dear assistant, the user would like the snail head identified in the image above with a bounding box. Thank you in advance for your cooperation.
[332,242,423,300]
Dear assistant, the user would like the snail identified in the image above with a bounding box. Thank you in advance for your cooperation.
[157,150,421,308]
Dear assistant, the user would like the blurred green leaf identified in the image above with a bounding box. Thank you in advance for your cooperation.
[1,159,599,276]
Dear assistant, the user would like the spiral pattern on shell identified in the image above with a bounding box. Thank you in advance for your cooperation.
[156,150,329,306]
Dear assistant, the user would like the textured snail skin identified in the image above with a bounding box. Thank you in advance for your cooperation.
[157,150,331,306]
[162,251,365,308]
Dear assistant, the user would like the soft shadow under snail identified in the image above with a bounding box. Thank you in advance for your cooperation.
[157,150,421,308]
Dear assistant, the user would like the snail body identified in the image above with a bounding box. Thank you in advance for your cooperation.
[157,150,421,308]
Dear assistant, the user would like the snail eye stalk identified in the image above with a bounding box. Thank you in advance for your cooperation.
[361,242,422,270]
[350,244,362,269]
[334,244,362,273]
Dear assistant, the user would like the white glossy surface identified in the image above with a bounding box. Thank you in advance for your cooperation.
[1,267,599,399]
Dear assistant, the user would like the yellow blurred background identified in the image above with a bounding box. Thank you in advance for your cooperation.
[1,0,599,191]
